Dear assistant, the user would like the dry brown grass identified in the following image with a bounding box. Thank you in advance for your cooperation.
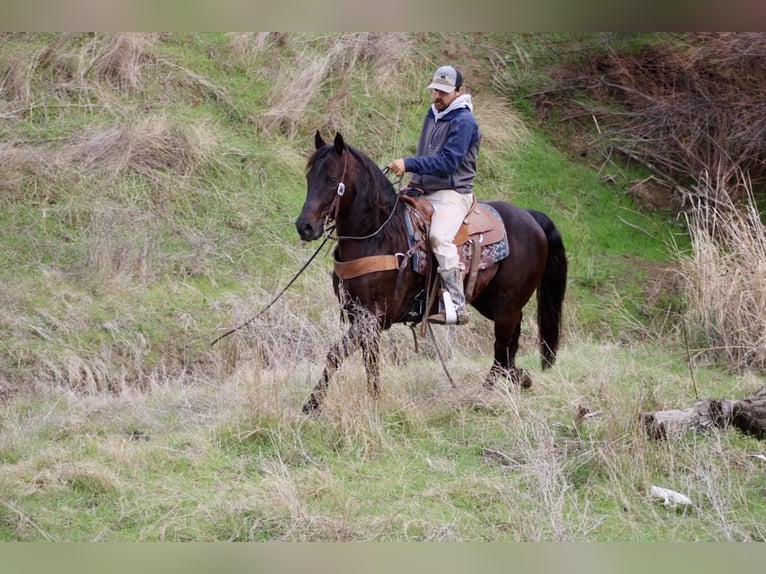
[473,93,531,183]
[0,35,225,225]
[261,53,330,138]
[226,32,289,65]
[82,208,157,283]
[0,34,157,121]
[0,48,35,111]
[258,33,415,138]
[86,33,157,93]
[0,142,60,202]
[677,171,766,371]
[37,33,158,95]
[1,327,762,540]
[473,92,529,153]
[0,115,220,209]
[62,114,219,181]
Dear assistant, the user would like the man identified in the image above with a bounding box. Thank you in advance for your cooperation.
[387,65,481,325]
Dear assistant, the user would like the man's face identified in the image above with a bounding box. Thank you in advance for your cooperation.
[431,88,460,111]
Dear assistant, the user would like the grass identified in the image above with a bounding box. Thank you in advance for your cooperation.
[0,33,763,542]
[1,343,764,541]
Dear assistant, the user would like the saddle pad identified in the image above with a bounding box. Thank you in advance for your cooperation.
[404,201,509,274]
[459,203,509,271]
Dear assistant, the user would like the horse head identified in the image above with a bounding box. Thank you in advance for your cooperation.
[295,131,352,241]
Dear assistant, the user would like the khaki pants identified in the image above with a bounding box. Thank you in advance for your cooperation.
[425,189,474,272]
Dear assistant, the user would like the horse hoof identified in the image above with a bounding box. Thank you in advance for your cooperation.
[507,368,532,389]
[518,372,532,389]
[301,396,322,415]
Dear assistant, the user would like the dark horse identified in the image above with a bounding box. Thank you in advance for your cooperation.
[295,132,567,414]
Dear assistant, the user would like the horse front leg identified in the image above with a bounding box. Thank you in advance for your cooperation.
[302,324,362,414]
[361,325,382,400]
[484,312,532,390]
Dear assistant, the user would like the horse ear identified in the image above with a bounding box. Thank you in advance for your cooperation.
[333,132,345,155]
[314,130,326,150]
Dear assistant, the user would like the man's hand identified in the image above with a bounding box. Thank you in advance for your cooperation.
[387,159,405,176]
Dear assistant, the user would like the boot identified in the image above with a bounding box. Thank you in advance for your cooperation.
[428,268,470,325]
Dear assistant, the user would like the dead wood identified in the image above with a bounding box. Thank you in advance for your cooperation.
[539,33,766,207]
[642,385,766,439]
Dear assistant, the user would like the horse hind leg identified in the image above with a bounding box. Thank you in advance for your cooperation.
[484,312,532,390]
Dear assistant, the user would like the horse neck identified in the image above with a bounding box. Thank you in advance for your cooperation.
[334,161,403,255]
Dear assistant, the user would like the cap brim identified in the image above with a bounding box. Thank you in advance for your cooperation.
[427,82,456,93]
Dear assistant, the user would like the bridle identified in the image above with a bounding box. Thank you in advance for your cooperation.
[322,150,403,242]
[323,150,347,231]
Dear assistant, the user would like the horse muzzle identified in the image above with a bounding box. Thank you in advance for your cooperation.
[295,214,323,242]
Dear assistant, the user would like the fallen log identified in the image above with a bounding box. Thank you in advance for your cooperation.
[641,386,766,439]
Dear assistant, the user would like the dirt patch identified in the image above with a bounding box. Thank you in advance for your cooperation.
[628,176,680,213]
[621,254,683,312]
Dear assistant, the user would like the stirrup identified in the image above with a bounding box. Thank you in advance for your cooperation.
[427,309,469,325]
[428,290,469,325]
[427,311,448,325]
[428,290,470,325]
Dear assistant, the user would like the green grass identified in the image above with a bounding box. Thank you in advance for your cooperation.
[482,128,687,334]
[2,341,763,541]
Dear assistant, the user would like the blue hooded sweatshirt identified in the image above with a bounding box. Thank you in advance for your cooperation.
[404,94,481,194]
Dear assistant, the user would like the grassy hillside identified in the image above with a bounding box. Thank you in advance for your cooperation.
[0,32,681,392]
[1,33,763,542]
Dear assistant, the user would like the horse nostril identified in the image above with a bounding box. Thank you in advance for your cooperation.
[296,218,314,241]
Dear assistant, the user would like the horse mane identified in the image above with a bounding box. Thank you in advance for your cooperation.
[307,141,408,246]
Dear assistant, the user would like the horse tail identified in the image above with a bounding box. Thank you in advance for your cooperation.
[527,209,567,369]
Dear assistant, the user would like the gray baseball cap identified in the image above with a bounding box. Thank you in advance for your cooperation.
[427,65,462,93]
